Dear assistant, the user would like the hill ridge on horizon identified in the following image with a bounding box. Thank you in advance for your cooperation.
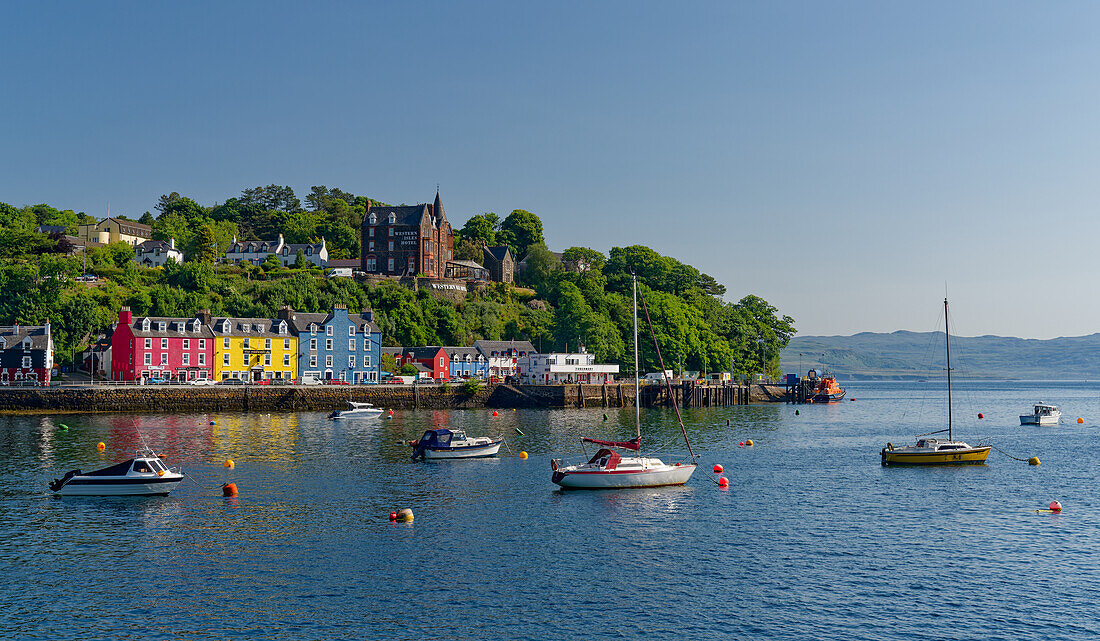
[780,330,1100,380]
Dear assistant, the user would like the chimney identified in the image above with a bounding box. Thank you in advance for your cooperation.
[196,309,212,326]
[360,308,373,322]
[119,306,133,326]
[277,306,294,321]
[169,238,175,250]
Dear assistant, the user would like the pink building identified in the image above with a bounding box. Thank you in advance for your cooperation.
[111,307,215,382]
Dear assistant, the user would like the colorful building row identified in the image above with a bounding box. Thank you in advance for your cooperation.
[109,305,380,383]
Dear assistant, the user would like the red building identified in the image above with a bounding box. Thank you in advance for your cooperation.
[0,323,54,385]
[110,307,215,382]
[397,346,450,380]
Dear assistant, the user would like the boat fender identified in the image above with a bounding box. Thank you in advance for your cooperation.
[550,459,558,471]
[886,443,894,451]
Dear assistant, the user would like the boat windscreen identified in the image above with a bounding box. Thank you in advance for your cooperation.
[83,459,136,477]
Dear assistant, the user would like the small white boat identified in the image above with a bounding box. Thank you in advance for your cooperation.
[329,401,383,420]
[1020,403,1061,426]
[49,448,183,496]
[552,447,696,489]
[411,428,503,460]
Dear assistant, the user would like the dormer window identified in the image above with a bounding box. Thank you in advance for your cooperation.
[191,320,200,332]
[278,322,287,335]
[0,338,5,348]
[310,324,317,335]
[158,322,166,332]
[23,338,31,349]
[282,247,289,256]
[177,322,185,334]
[221,320,231,333]
[388,212,396,224]
[368,212,376,224]
[306,247,313,255]
[242,323,251,333]
[142,318,150,332]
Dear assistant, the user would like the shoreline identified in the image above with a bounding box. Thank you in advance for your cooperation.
[0,383,787,413]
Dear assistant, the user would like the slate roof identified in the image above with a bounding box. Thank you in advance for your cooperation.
[473,340,537,357]
[284,242,324,254]
[447,346,484,361]
[381,347,404,357]
[484,246,512,262]
[326,259,360,268]
[35,225,68,235]
[136,240,179,253]
[228,238,282,253]
[0,325,51,351]
[402,346,446,360]
[449,259,485,269]
[104,217,151,233]
[363,204,431,228]
[210,317,291,337]
[281,310,379,335]
[128,316,214,338]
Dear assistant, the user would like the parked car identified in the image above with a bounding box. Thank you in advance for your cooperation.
[271,378,292,386]
[150,377,172,385]
[324,379,349,385]
[218,379,246,386]
[253,379,271,385]
[300,376,322,386]
[189,378,216,386]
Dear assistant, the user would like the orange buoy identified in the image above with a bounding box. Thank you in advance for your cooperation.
[713,464,724,474]
[1050,501,1062,512]
[389,511,397,521]
[978,413,984,419]
[717,476,729,488]
[1078,417,1085,424]
[745,439,753,447]
[223,459,234,469]
[96,442,105,451]
[222,482,238,497]
[396,508,414,522]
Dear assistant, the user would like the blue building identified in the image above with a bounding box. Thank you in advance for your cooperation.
[280,305,381,383]
[447,347,489,379]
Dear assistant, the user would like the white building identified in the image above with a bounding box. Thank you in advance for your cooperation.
[517,347,619,384]
[473,340,537,379]
[134,238,184,267]
[226,233,328,268]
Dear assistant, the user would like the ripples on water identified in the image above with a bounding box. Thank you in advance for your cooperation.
[1,381,1098,640]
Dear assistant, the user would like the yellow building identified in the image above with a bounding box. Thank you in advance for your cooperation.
[77,217,152,248]
[211,317,298,382]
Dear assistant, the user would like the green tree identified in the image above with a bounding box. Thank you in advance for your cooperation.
[381,352,399,375]
[400,363,419,376]
[294,250,306,269]
[457,213,498,246]
[497,209,544,259]
[191,225,218,263]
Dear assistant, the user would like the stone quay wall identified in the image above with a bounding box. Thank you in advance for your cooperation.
[0,383,643,413]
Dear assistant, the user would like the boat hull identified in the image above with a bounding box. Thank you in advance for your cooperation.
[881,447,991,466]
[809,391,846,403]
[1020,415,1059,426]
[57,476,183,496]
[331,410,383,419]
[422,441,503,459]
[553,464,697,489]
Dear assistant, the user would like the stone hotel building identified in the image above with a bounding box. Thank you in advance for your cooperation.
[360,191,453,278]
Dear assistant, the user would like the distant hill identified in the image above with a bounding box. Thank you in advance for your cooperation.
[779,331,1100,380]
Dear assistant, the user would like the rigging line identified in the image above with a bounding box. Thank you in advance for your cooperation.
[638,283,695,463]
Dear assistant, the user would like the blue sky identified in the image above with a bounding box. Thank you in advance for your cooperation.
[3,2,1099,339]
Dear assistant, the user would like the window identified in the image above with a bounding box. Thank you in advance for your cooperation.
[199,353,205,365]
[388,240,394,251]
[408,257,415,272]
[22,356,32,368]
[368,212,376,224]
[439,357,444,366]
[161,353,168,364]
[223,353,230,366]
[310,324,317,336]
[283,354,290,366]
[264,354,271,366]
[369,227,374,237]
[145,338,152,349]
[182,353,190,365]
[424,239,430,254]
[142,319,150,331]
[388,212,396,224]
[199,339,205,350]
[366,258,376,271]
[310,355,317,367]
[388,258,394,272]
[326,355,333,368]
[326,339,333,351]
[265,338,271,350]
[242,323,250,333]
[364,355,371,367]
[284,339,290,350]
[348,326,355,336]
[349,355,356,367]
[326,325,333,337]
[243,337,250,349]
[182,339,189,350]
[223,337,230,349]
[310,338,317,351]
[368,241,374,251]
[349,339,356,351]
[158,322,166,332]
[161,338,168,349]
[145,353,152,365]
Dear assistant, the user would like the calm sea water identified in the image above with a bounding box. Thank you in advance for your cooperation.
[1,381,1099,640]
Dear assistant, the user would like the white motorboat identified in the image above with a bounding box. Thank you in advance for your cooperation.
[551,274,698,489]
[1020,403,1061,426]
[329,401,383,420]
[49,448,183,496]
[411,428,503,460]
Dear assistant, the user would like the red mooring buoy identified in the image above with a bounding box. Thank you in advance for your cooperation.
[713,464,724,474]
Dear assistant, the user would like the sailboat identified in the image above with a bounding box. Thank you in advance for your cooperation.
[881,298,991,466]
[551,274,698,488]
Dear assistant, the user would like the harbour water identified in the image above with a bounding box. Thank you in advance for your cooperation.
[2,380,1099,640]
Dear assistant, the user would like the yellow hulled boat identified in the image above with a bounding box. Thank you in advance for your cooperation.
[881,297,990,467]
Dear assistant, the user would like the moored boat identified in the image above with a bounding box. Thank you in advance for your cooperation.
[551,274,698,489]
[411,428,503,460]
[49,448,183,496]
[881,298,990,466]
[1020,403,1061,426]
[329,401,383,420]
[808,373,845,403]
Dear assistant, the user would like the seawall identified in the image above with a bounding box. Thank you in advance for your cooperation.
[0,383,787,413]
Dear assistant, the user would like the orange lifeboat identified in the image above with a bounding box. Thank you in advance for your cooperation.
[809,373,846,403]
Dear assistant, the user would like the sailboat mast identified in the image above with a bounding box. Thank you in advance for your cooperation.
[633,273,641,443]
[945,297,952,441]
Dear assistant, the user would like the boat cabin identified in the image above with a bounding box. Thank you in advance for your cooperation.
[417,428,466,448]
[1032,404,1059,416]
[914,439,970,451]
[587,448,622,470]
